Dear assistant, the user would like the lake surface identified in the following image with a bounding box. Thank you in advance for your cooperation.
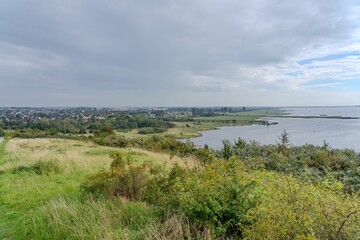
[189,107,360,151]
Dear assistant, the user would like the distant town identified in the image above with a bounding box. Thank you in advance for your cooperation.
[0,106,264,122]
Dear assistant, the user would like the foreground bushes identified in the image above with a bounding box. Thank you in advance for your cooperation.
[218,138,360,193]
[79,152,360,239]
[244,173,360,240]
[82,153,260,238]
[5,136,359,239]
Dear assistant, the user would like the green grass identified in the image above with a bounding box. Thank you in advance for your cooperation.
[16,196,162,240]
[0,138,8,165]
[0,138,187,239]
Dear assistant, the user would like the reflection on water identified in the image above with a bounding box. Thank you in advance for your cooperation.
[189,107,360,151]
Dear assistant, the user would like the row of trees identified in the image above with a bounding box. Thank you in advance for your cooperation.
[0,115,175,134]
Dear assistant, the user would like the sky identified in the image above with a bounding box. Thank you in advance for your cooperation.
[0,0,360,107]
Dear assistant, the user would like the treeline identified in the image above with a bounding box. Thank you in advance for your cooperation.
[0,114,175,134]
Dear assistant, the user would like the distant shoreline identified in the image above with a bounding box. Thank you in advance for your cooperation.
[268,115,359,120]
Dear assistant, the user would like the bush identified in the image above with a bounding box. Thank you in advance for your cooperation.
[218,138,360,193]
[243,173,360,240]
[174,158,261,237]
[82,154,261,238]
[138,127,166,134]
[94,135,128,148]
[82,152,166,201]
[94,125,115,137]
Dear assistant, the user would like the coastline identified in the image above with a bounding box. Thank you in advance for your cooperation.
[186,107,360,151]
[172,109,283,140]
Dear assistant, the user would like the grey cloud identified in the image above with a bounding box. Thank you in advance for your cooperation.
[0,0,359,106]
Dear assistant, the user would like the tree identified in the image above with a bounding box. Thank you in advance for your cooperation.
[277,130,289,156]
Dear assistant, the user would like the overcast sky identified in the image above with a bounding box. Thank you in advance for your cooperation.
[1,0,360,107]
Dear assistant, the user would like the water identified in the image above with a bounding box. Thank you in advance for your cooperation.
[189,107,360,151]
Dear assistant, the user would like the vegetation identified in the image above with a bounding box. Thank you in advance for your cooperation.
[216,138,360,193]
[1,106,359,239]
[1,107,280,139]
[0,127,5,137]
[0,136,359,239]
[0,139,187,239]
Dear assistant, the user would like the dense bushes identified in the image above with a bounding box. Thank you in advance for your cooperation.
[175,159,260,236]
[82,152,164,201]
[82,153,261,238]
[138,127,167,134]
[218,138,360,193]
[80,151,360,239]
[243,173,360,240]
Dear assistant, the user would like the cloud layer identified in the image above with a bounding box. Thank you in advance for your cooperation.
[0,0,359,106]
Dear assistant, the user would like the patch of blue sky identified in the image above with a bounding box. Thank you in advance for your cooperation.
[301,79,360,91]
[297,51,360,65]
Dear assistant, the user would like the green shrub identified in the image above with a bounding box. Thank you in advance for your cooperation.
[94,135,128,148]
[243,173,360,240]
[138,127,166,134]
[82,153,262,238]
[174,158,261,237]
[82,152,166,201]
[94,125,115,137]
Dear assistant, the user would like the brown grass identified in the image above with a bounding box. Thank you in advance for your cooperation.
[1,138,193,173]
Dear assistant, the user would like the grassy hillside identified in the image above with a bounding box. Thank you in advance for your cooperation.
[0,138,190,239]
